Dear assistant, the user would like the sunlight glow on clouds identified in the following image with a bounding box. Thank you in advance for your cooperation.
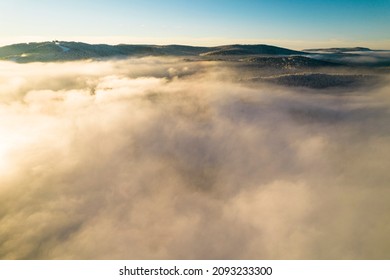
[0,58,390,259]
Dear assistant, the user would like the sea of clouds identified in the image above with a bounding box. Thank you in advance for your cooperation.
[0,58,389,259]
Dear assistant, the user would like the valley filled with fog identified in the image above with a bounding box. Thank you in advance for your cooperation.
[0,54,390,259]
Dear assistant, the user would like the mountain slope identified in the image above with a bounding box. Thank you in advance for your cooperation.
[303,47,372,53]
[260,73,376,89]
[243,55,342,69]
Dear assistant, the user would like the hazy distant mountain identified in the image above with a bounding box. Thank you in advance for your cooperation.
[303,47,372,53]
[0,41,305,63]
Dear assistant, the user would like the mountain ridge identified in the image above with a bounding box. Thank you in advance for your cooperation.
[0,41,306,63]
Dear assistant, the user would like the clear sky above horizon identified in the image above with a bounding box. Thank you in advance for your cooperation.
[0,0,389,49]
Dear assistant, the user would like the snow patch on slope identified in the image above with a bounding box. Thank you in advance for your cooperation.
[55,41,70,52]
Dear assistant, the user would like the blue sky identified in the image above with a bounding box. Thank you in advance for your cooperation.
[0,0,389,49]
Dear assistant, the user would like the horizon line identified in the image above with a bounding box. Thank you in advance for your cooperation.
[1,36,390,50]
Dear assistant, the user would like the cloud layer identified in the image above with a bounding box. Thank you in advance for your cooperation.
[0,58,390,259]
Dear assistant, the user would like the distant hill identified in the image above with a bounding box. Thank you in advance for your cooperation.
[303,47,372,53]
[0,41,306,63]
[200,44,305,56]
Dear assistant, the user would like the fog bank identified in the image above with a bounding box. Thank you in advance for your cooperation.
[0,58,389,259]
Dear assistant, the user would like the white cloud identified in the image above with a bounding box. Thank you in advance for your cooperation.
[0,58,389,259]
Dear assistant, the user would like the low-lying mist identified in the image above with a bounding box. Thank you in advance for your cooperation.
[0,57,389,259]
